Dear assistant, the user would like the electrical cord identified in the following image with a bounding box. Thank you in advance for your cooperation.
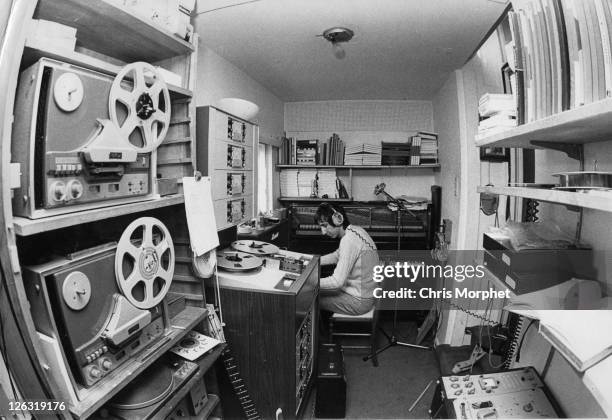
[515,319,536,363]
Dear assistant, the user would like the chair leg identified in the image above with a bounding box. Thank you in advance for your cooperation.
[370,311,379,367]
[328,317,335,344]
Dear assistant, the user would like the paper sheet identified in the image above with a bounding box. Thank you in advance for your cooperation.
[183,176,219,255]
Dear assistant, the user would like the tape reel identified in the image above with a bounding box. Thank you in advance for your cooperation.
[108,62,171,153]
[192,249,217,278]
[115,217,175,309]
[231,240,279,255]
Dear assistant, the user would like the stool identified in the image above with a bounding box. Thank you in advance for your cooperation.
[329,308,379,366]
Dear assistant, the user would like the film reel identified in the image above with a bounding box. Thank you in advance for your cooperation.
[109,62,171,152]
[115,217,175,309]
[192,249,217,278]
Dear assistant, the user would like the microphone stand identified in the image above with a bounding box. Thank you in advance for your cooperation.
[363,184,430,363]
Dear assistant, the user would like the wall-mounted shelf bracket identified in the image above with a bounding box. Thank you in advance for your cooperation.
[529,141,583,161]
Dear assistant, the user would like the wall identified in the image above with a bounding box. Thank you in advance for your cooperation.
[432,72,461,248]
[195,44,285,146]
[284,100,436,201]
[195,43,285,204]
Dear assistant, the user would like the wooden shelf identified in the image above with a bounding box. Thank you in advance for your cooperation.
[13,195,184,236]
[70,306,207,419]
[34,0,194,62]
[477,185,612,213]
[278,197,353,202]
[276,164,440,169]
[22,44,192,99]
[474,98,612,148]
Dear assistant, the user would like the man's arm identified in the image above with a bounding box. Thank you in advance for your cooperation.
[320,238,360,291]
[321,249,340,266]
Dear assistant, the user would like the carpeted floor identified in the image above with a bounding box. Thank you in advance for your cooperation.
[305,318,441,419]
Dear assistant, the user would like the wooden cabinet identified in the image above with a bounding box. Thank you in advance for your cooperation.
[215,256,319,420]
[196,106,258,230]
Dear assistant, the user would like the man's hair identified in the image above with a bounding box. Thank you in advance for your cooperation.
[314,203,350,228]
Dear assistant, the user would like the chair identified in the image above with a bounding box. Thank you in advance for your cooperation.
[329,307,380,366]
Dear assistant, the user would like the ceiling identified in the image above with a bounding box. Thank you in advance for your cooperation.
[193,0,508,102]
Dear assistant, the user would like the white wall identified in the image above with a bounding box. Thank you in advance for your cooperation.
[195,44,284,146]
[284,100,436,201]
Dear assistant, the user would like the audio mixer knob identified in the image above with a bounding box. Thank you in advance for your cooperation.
[99,358,112,371]
[50,181,66,202]
[67,180,84,199]
[88,366,102,379]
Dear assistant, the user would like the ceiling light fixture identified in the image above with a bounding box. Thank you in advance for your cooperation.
[319,27,354,59]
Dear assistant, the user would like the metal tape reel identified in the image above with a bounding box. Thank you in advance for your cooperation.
[231,240,279,255]
[217,251,263,272]
[192,249,217,278]
[115,217,175,309]
[108,62,171,153]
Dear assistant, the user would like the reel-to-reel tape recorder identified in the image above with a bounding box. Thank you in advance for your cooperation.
[23,217,175,393]
[12,58,171,219]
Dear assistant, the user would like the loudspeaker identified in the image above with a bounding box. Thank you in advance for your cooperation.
[315,343,346,418]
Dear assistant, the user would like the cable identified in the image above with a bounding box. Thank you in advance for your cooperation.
[214,264,225,327]
[515,319,536,363]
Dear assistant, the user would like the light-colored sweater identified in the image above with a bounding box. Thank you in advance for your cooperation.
[320,225,379,299]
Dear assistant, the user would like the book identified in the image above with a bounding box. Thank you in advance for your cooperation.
[504,278,612,371]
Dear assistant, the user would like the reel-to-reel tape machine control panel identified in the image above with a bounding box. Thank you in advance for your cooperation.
[12,58,171,219]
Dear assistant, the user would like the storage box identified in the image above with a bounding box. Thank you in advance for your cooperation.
[315,343,346,418]
[483,234,595,295]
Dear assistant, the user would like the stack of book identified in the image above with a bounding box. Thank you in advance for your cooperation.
[280,169,338,198]
[408,132,439,165]
[320,133,345,165]
[381,141,412,165]
[477,93,517,139]
[344,144,382,165]
[279,137,296,165]
[418,132,439,165]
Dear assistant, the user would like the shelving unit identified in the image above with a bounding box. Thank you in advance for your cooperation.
[71,306,207,419]
[13,195,185,236]
[476,186,612,213]
[276,164,440,169]
[0,1,215,418]
[474,98,612,148]
[34,0,194,61]
[277,164,439,202]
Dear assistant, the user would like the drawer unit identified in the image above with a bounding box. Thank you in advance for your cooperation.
[212,141,254,170]
[196,106,257,230]
[214,196,253,230]
[212,111,255,144]
[211,170,252,200]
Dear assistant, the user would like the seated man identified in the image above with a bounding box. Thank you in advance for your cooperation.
[315,203,379,316]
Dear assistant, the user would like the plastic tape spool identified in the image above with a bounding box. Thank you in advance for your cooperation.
[108,62,171,153]
[192,249,217,278]
[115,217,175,309]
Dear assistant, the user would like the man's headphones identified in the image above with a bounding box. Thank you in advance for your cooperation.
[329,205,344,227]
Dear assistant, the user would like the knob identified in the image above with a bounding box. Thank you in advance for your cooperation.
[50,181,66,202]
[99,357,112,371]
[88,366,102,379]
[67,179,84,200]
